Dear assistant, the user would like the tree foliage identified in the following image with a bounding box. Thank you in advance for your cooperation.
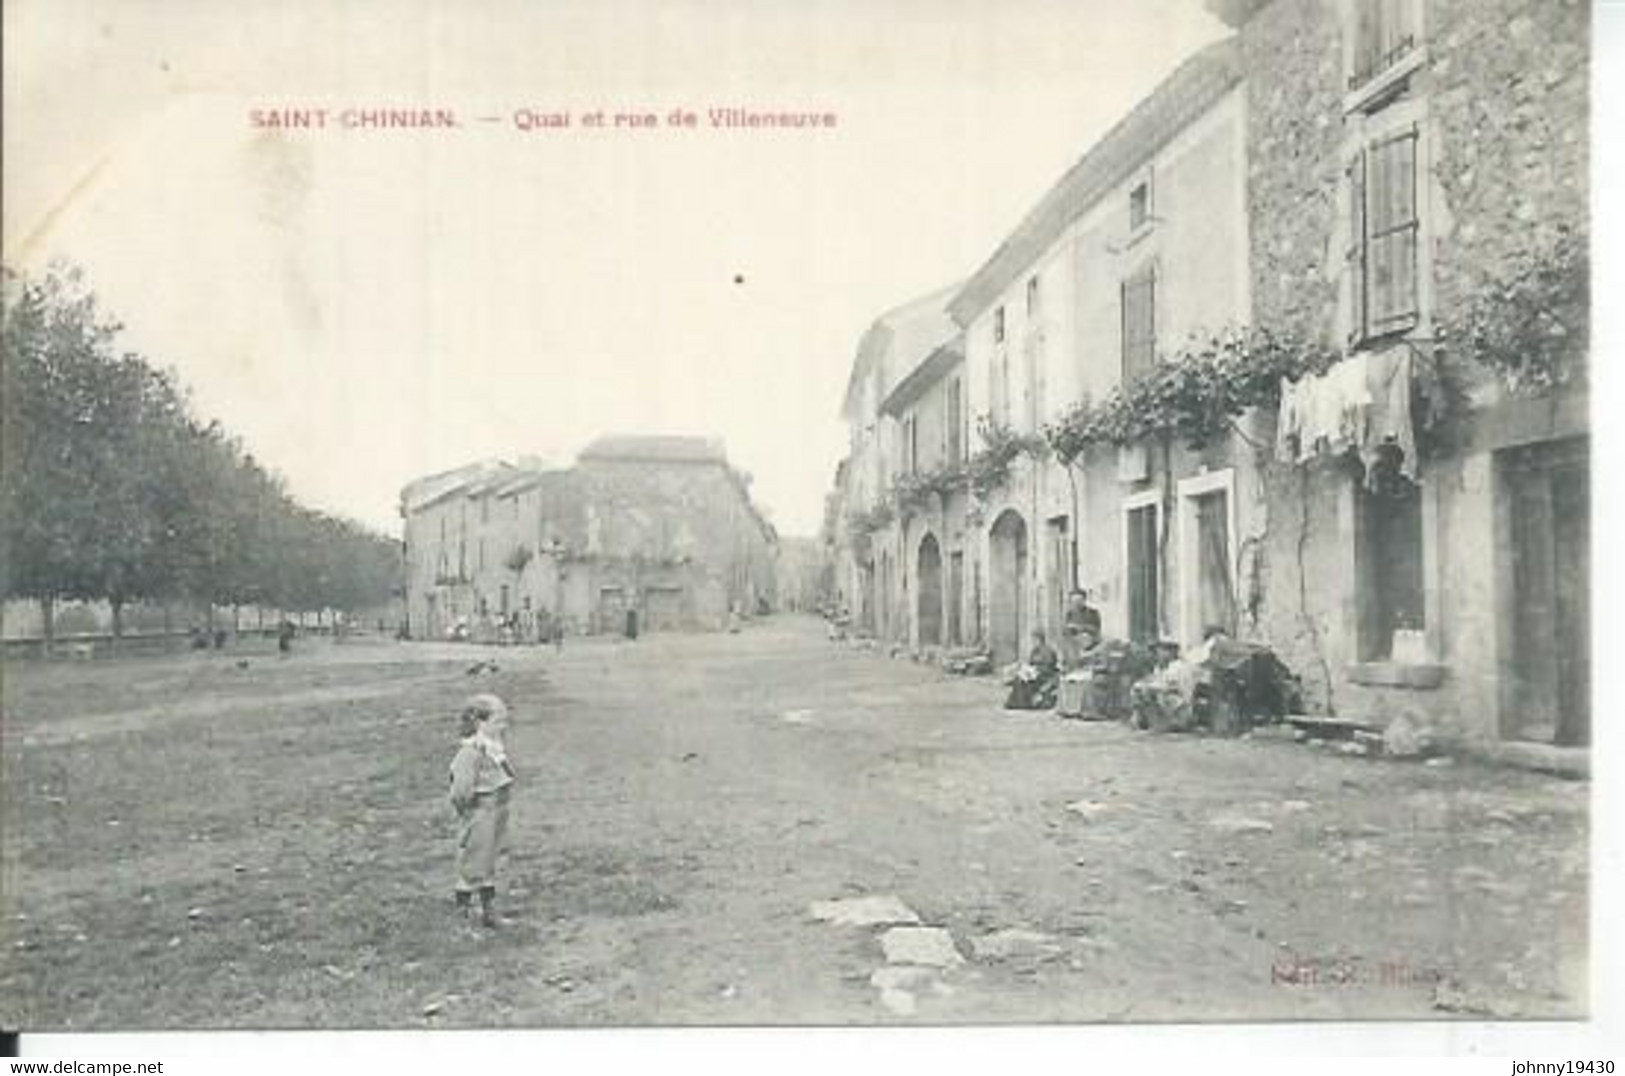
[1439,226,1588,395]
[1,264,399,627]
[1043,326,1341,462]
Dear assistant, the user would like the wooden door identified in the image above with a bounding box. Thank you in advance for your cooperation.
[1507,439,1589,746]
[1127,504,1160,643]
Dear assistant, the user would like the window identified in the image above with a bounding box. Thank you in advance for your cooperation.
[1026,275,1042,317]
[902,414,919,475]
[1129,175,1153,232]
[1347,129,1419,344]
[1121,265,1157,383]
[1349,0,1420,92]
[1355,452,1424,661]
[981,352,1007,429]
[993,305,1006,344]
[946,378,964,465]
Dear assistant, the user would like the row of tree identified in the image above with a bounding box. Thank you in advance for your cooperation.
[1,264,401,639]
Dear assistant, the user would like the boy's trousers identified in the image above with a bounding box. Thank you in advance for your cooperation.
[455,785,511,891]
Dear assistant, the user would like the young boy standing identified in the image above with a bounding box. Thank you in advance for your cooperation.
[448,693,516,927]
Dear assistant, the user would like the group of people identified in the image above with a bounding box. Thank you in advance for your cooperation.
[1003,588,1101,711]
[447,610,566,648]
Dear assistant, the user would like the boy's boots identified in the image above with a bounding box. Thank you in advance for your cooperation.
[477,885,497,928]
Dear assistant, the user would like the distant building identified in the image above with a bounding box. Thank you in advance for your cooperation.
[401,436,778,639]
[774,535,830,614]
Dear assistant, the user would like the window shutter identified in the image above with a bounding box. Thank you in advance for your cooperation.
[1369,129,1419,332]
[1346,150,1367,343]
[1121,267,1157,383]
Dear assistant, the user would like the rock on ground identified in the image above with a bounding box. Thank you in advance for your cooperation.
[879,926,964,968]
[870,965,939,992]
[1208,815,1274,835]
[808,895,921,927]
[970,929,1064,962]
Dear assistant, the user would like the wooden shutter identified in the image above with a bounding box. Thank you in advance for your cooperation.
[1121,267,1156,383]
[1369,129,1419,333]
[1346,149,1367,343]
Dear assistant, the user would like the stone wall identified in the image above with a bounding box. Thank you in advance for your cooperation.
[1427,0,1589,322]
[1241,0,1346,345]
[572,459,778,630]
[1238,0,1589,737]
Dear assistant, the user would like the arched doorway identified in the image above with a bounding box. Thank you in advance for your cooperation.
[989,509,1028,665]
[917,533,943,647]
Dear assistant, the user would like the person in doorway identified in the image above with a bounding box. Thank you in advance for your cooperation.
[1004,630,1061,710]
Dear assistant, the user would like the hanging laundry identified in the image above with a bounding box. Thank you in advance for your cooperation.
[1359,347,1418,486]
[1276,346,1430,488]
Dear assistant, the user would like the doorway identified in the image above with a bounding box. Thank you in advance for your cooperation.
[917,534,943,647]
[1125,497,1160,643]
[989,509,1029,664]
[1177,471,1237,647]
[1504,438,1590,747]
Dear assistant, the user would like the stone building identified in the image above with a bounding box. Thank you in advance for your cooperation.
[402,437,778,639]
[1211,0,1589,749]
[830,286,961,646]
[949,38,1252,664]
[828,0,1588,750]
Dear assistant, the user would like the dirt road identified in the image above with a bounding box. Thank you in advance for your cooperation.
[0,618,1587,1028]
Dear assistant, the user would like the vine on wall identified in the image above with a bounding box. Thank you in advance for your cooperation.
[1439,226,1588,396]
[1042,326,1342,463]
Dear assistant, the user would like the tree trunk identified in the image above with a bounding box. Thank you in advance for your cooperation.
[40,595,55,658]
[111,599,125,653]
[233,604,241,634]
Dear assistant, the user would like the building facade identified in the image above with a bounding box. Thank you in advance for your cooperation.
[831,286,962,646]
[951,38,1252,665]
[828,0,1588,749]
[402,437,779,639]
[1215,0,1589,747]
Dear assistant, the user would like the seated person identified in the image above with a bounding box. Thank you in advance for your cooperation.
[1061,588,1102,668]
[1004,630,1061,710]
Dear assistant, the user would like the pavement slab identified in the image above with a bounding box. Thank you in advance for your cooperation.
[880,926,964,968]
[808,895,921,927]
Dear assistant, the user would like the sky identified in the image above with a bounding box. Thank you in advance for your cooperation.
[6,0,1235,537]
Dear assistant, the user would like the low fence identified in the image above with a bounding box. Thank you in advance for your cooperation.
[0,626,311,660]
